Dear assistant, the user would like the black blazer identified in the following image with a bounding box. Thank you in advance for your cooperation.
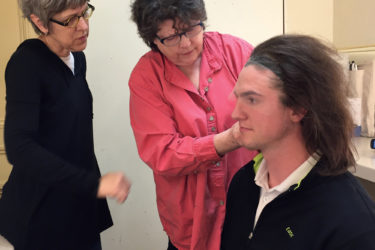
[0,39,113,250]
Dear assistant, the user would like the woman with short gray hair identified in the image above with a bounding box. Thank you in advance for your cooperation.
[0,1,131,249]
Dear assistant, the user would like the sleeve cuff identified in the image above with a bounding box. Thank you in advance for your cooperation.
[193,135,222,163]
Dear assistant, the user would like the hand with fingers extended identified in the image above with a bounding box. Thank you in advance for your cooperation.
[97,172,131,203]
[230,121,242,145]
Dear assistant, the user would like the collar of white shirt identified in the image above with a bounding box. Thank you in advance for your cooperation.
[252,153,320,229]
[254,153,320,192]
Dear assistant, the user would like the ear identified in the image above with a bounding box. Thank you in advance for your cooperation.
[289,107,307,123]
[30,14,49,34]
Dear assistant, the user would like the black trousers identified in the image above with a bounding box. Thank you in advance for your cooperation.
[168,239,178,250]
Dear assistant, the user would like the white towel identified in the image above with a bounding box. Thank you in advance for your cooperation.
[360,60,375,137]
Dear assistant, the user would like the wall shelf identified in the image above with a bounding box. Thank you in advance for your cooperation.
[352,137,375,183]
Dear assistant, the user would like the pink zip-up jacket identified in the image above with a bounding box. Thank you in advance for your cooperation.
[129,32,257,250]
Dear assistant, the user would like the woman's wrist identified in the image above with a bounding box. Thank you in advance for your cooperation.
[213,128,240,155]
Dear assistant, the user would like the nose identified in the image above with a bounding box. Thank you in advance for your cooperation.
[76,16,89,30]
[179,33,191,48]
[231,100,245,121]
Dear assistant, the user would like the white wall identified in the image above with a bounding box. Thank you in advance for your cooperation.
[205,0,283,46]
[85,1,283,249]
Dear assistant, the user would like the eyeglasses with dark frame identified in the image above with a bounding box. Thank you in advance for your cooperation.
[156,22,204,47]
[49,3,95,28]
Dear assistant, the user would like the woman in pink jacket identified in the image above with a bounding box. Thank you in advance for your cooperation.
[129,0,257,249]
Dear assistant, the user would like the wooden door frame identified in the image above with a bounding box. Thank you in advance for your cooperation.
[0,1,36,195]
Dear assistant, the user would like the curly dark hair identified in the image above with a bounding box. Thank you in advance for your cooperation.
[247,34,356,176]
[130,0,207,51]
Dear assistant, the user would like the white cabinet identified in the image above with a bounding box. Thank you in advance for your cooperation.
[284,0,375,49]
[284,0,334,42]
[334,0,375,49]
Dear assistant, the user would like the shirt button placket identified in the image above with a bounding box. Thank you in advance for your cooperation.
[204,77,217,135]
[206,108,216,134]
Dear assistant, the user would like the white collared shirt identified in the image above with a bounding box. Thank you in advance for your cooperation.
[253,153,320,229]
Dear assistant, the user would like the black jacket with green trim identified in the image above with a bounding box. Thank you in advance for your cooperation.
[221,157,375,250]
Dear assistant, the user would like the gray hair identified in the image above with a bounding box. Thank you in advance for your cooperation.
[18,0,88,35]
